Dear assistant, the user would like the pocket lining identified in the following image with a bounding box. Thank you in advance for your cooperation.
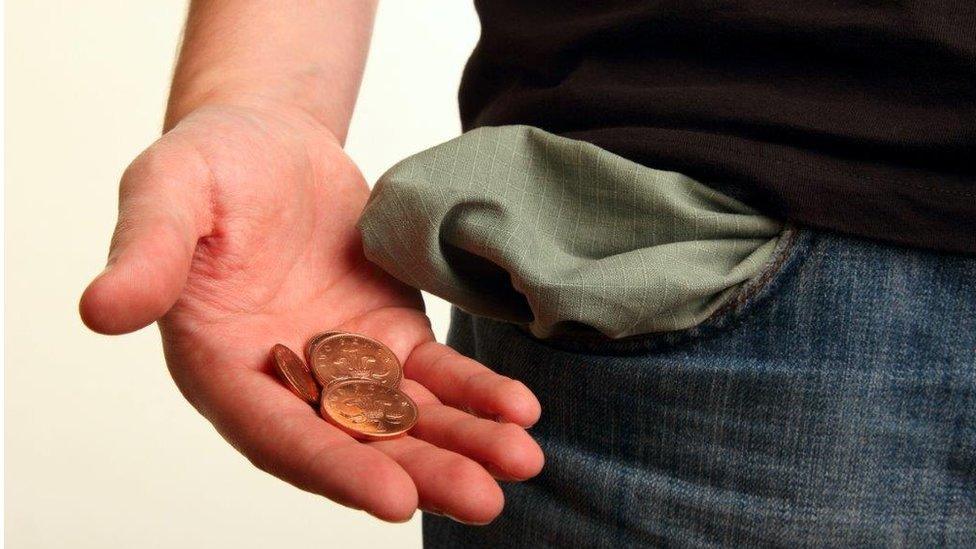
[513,225,812,355]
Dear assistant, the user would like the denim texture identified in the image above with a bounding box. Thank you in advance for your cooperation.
[424,229,976,548]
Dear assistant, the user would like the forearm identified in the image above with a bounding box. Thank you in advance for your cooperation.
[164,0,377,141]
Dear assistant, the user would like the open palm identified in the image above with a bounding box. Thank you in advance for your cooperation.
[80,104,543,524]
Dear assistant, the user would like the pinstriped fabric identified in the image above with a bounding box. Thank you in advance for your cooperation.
[358,125,783,339]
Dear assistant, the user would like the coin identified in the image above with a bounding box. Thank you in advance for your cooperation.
[304,331,343,365]
[320,380,418,440]
[310,333,402,388]
[270,344,320,405]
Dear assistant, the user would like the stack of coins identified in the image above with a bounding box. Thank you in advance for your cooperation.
[270,332,418,441]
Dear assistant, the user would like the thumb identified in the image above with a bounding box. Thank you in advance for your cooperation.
[80,143,213,335]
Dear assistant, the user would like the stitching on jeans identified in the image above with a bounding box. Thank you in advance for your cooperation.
[708,227,800,319]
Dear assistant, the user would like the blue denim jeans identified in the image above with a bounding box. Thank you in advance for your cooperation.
[423,229,976,547]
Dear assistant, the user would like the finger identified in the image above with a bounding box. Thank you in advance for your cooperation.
[400,380,543,480]
[188,359,419,522]
[80,141,213,334]
[369,435,504,524]
[405,342,541,427]
[409,400,544,481]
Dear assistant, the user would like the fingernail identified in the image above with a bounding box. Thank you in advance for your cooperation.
[365,510,414,524]
[449,515,492,526]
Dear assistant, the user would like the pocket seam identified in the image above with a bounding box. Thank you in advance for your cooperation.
[707,226,802,322]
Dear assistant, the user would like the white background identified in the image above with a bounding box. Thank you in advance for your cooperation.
[6,1,479,547]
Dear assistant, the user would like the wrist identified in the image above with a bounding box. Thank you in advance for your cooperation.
[164,67,349,141]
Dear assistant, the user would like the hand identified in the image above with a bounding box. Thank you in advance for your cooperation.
[80,103,543,523]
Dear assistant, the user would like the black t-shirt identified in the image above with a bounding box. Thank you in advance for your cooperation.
[459,1,975,254]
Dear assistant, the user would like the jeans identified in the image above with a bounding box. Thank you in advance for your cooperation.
[423,229,976,548]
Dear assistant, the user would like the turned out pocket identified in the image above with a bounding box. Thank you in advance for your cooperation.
[525,226,814,355]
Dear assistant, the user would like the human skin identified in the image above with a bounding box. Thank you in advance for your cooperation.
[79,0,543,524]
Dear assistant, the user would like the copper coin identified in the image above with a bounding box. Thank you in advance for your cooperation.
[304,331,343,365]
[310,333,402,388]
[320,380,418,441]
[271,344,320,405]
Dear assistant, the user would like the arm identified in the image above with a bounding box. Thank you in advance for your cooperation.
[165,0,374,138]
[80,1,543,523]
